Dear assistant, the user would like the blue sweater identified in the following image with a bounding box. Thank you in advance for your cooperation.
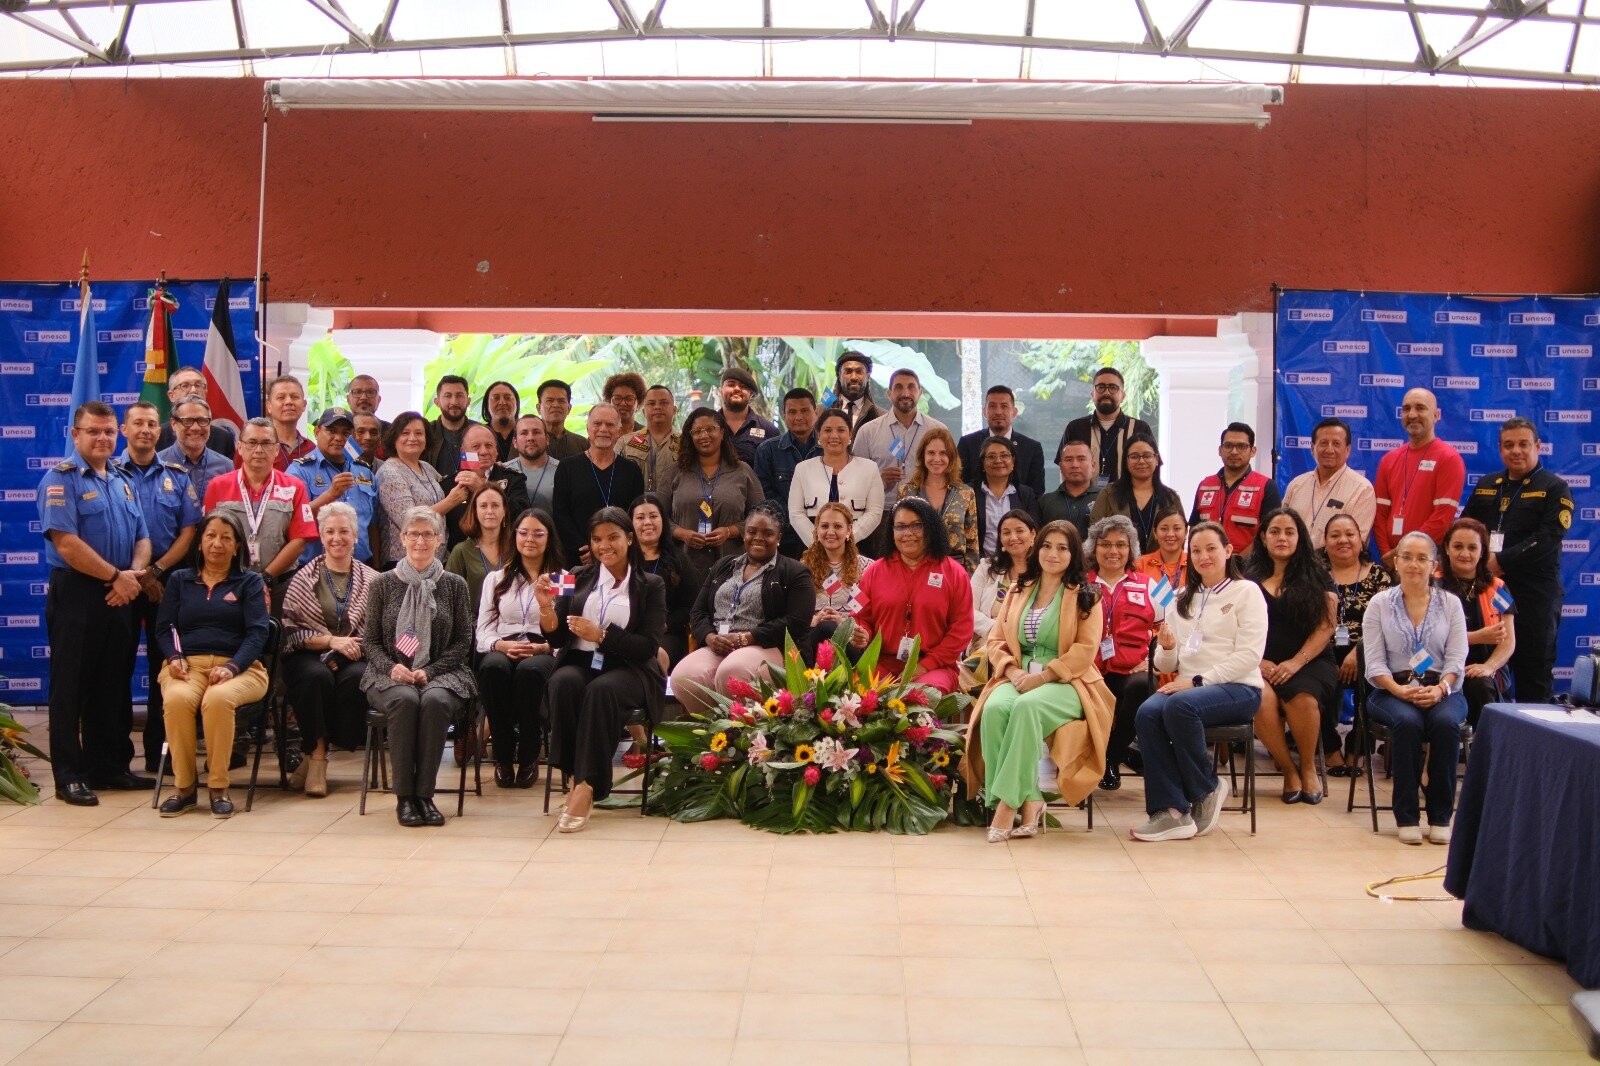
[155,567,271,675]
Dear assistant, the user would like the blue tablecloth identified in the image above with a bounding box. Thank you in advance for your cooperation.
[1445,702,1600,989]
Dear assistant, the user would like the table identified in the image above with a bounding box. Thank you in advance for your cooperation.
[1445,702,1600,989]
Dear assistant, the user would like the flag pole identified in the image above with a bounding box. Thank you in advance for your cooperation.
[79,249,89,302]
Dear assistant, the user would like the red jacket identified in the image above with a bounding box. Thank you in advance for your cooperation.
[1193,470,1271,554]
[856,554,974,674]
[1088,571,1157,675]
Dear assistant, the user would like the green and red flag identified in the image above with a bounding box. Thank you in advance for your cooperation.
[140,285,179,419]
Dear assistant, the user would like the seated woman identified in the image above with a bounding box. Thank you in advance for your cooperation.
[630,492,698,669]
[1320,512,1392,777]
[661,407,764,585]
[1245,507,1339,805]
[476,508,563,789]
[1362,530,1469,846]
[969,509,1038,645]
[896,425,978,572]
[973,437,1042,560]
[281,502,378,798]
[961,521,1114,841]
[361,506,476,828]
[1438,518,1516,729]
[445,482,511,620]
[850,497,974,694]
[1132,521,1267,842]
[154,511,271,818]
[670,501,816,715]
[1088,434,1185,554]
[1084,514,1157,792]
[799,501,871,664]
[1135,507,1188,593]
[535,507,668,833]
[789,408,885,550]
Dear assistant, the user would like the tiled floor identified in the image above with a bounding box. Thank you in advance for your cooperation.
[0,715,1588,1065]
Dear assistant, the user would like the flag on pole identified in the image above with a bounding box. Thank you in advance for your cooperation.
[69,269,100,414]
[201,277,248,434]
[140,285,178,420]
[1491,584,1515,615]
[395,629,420,662]
[1151,574,1176,615]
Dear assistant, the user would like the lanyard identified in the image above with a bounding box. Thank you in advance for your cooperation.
[699,467,722,505]
[517,579,537,631]
[322,564,351,628]
[719,562,766,625]
[595,571,628,630]
[399,460,441,502]
[1096,419,1121,478]
[237,472,270,542]
[526,460,551,504]
[1196,579,1231,624]
[1390,589,1435,650]
[1493,472,1529,531]
[476,544,502,576]
[1131,495,1157,546]
[1307,467,1346,534]
[890,422,921,463]
[590,457,618,508]
[1096,574,1131,639]
[1397,442,1434,514]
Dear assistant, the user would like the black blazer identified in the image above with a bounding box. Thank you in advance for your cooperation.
[547,563,668,725]
[690,554,816,649]
[974,483,1042,555]
[958,430,1047,497]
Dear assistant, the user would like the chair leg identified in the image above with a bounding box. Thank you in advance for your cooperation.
[359,722,375,816]
[246,721,265,813]
[149,742,168,809]
[1085,792,1094,831]
[542,750,555,815]
[456,717,469,818]
[1246,730,1256,835]
[1364,735,1381,833]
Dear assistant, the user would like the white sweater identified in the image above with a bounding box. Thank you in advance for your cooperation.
[788,455,885,546]
[1152,578,1267,688]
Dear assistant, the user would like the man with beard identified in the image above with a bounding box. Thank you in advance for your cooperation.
[422,374,480,480]
[480,381,521,463]
[157,396,234,504]
[551,403,645,564]
[505,414,559,512]
[718,366,779,466]
[1373,387,1466,559]
[853,368,949,502]
[1190,422,1282,555]
[830,350,882,433]
[1059,367,1153,488]
[754,387,822,558]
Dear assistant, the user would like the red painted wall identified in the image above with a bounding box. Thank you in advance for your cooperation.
[2,78,1597,316]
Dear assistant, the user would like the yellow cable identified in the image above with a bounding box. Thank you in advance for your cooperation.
[1365,864,1453,902]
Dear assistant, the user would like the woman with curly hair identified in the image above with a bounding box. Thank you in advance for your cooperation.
[799,500,872,663]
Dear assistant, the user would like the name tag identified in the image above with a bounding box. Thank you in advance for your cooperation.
[1334,625,1350,647]
[748,427,766,439]
[896,636,915,660]
[1418,459,1436,472]
[1099,638,1116,660]
[1185,631,1203,653]
[591,651,605,670]
[927,573,943,588]
[717,622,731,635]
[1392,516,1404,537]
[1489,532,1504,553]
[1028,661,1045,675]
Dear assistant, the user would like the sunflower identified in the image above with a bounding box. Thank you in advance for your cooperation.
[887,697,907,715]
[709,732,729,753]
[794,744,816,764]
[932,750,950,768]
[865,763,878,774]
[764,696,781,715]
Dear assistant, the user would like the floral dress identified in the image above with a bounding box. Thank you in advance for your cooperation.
[899,481,979,573]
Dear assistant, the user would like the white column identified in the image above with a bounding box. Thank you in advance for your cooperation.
[262,302,334,386]
[960,338,982,435]
[1219,312,1276,476]
[1141,332,1258,501]
[330,329,441,418]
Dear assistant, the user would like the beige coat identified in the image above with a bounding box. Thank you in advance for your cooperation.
[960,581,1115,807]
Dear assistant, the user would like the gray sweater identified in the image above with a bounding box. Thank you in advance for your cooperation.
[361,569,478,701]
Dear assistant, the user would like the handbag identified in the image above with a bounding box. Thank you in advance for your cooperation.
[1569,648,1600,707]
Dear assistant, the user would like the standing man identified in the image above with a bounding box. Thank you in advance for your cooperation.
[158,396,234,505]
[717,367,779,466]
[754,387,822,558]
[204,417,316,596]
[1461,417,1574,703]
[1059,367,1153,488]
[1191,422,1281,555]
[156,366,236,458]
[480,381,521,462]
[957,385,1047,497]
[830,350,882,433]
[551,403,645,565]
[1373,387,1467,558]
[443,424,531,547]
[345,374,389,444]
[38,401,153,805]
[423,374,479,480]
[1282,417,1376,549]
[1038,439,1101,537]
[117,401,201,776]
[604,373,647,440]
[286,408,378,565]
[854,368,949,501]
[621,384,680,494]
[538,379,589,461]
[258,374,314,472]
[351,413,385,470]
[505,414,559,512]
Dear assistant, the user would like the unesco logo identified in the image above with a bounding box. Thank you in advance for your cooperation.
[30,647,50,659]
[0,679,41,693]
[1546,345,1593,359]
[1564,475,1591,489]
[1470,409,1517,422]
[1584,379,1600,391]
[1563,539,1591,553]
[60,362,108,376]
[1322,340,1369,354]
[1470,344,1516,358]
[0,615,41,628]
[2,490,36,502]
[1,553,38,565]
[1359,373,1405,388]
[25,457,63,470]
[58,298,106,312]
[28,583,46,596]
[1583,637,1599,650]
[1360,309,1407,323]
[1397,343,1444,357]
[0,299,33,312]
[1580,573,1600,586]
[1,426,35,439]
[176,329,209,342]
[95,330,142,343]
[1508,312,1556,326]
[1286,308,1334,322]
[237,359,253,372]
[1443,440,1478,455]
[1508,378,1554,391]
[1432,375,1478,389]
[22,330,71,344]
[1545,410,1592,424]
[1320,404,1367,418]
[1283,436,1314,450]
[1283,373,1332,386]
[1435,311,1482,325]
[204,296,252,311]
[1358,438,1404,452]
[24,394,70,407]
[1587,314,1600,326]
[0,363,33,375]
[1564,605,1589,618]
[1585,444,1600,458]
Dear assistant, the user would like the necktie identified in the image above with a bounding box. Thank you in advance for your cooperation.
[829,471,840,503]
[846,401,856,423]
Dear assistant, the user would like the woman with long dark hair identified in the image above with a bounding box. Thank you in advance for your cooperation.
[1088,433,1184,554]
[1438,517,1516,728]
[660,407,764,585]
[1245,507,1339,805]
[789,407,884,548]
[973,436,1042,559]
[969,509,1038,644]
[629,492,698,668]
[480,380,521,462]
[1319,512,1392,776]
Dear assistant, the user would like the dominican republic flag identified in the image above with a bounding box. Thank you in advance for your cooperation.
[554,571,577,596]
[68,277,100,414]
[1491,585,1515,615]
[140,285,178,420]
[395,629,420,662]
[202,277,249,434]
[1151,574,1176,613]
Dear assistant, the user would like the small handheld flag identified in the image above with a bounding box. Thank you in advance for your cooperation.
[888,435,908,464]
[554,571,577,596]
[1491,584,1515,615]
[1151,574,1176,616]
[822,575,843,598]
[847,592,868,616]
[395,630,420,662]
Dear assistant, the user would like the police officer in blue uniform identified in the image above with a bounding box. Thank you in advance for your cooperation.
[38,401,154,806]
[286,407,378,565]
[117,401,202,773]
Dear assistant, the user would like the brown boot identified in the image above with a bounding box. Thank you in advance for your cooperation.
[305,757,329,798]
[287,758,310,792]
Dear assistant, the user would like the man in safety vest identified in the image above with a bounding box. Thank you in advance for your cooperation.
[1189,422,1281,555]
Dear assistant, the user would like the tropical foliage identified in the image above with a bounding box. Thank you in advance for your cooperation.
[305,336,354,423]
[643,622,970,835]
[1018,339,1158,420]
[0,699,47,805]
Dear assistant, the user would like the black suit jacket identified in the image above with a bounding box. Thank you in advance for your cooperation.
[958,430,1047,497]
[973,483,1042,556]
[548,564,669,725]
[689,554,817,650]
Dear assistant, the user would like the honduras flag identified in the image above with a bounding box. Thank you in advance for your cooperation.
[1491,584,1515,615]
[1151,574,1176,616]
[69,278,100,413]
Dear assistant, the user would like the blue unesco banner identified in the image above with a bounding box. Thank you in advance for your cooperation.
[0,280,259,704]
[1275,289,1600,687]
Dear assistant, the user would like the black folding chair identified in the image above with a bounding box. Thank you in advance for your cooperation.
[1349,675,1480,833]
[1204,721,1257,834]
[543,702,672,817]
[358,693,483,817]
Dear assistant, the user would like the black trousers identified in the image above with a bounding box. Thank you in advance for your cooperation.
[283,651,368,752]
[133,591,165,771]
[1462,674,1500,730]
[46,569,137,787]
[1507,583,1561,703]
[373,683,462,799]
[1103,671,1152,769]
[477,651,556,769]
[547,661,647,801]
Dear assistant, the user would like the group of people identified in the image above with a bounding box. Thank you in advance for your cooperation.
[39,350,1575,843]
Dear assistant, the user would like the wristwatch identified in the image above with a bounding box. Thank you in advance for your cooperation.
[1192,674,1205,688]
[148,563,167,582]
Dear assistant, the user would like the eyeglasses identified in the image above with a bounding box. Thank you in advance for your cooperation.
[1394,552,1433,565]
[892,523,922,534]
[1126,452,1158,462]
[402,530,440,541]
[520,530,548,540]
[984,453,1013,463]
[173,417,212,428]
[1093,384,1123,394]
[1220,442,1253,452]
[689,426,721,437]
[347,387,378,398]
[239,440,276,451]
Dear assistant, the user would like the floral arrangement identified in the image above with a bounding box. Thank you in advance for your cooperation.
[0,695,46,805]
[645,622,970,834]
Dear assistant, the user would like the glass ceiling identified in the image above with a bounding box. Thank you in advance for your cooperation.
[1,0,1597,86]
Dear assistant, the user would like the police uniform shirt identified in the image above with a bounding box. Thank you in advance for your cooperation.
[621,431,680,495]
[37,458,149,572]
[726,412,780,468]
[286,451,379,564]
[115,451,201,559]
[1461,465,1574,589]
[157,442,234,507]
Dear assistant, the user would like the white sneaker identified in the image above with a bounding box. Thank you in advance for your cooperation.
[1398,825,1424,845]
[1193,777,1230,837]
[1428,824,1452,845]
[1131,810,1197,842]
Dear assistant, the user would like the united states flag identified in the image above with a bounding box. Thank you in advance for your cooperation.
[396,630,420,661]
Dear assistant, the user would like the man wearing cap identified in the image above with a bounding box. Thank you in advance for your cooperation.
[718,366,779,467]
[287,408,379,565]
[831,350,883,433]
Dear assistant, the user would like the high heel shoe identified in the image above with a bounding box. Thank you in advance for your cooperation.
[557,806,590,833]
[304,757,328,798]
[1010,807,1046,839]
[985,826,1011,843]
[286,757,310,792]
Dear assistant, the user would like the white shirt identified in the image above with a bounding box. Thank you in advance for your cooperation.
[1151,578,1267,688]
[1282,464,1376,549]
[788,455,885,546]
[475,571,546,653]
[575,565,633,652]
[969,561,1016,644]
[852,411,948,496]
[981,482,1017,556]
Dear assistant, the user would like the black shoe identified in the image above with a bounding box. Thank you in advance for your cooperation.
[515,764,538,789]
[209,793,235,819]
[59,782,99,807]
[1099,765,1121,791]
[1122,750,1143,775]
[159,791,198,818]
[494,765,516,788]
[417,797,445,827]
[228,750,248,771]
[396,797,423,828]
[94,771,155,791]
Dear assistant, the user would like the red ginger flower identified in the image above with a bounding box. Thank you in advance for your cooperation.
[803,765,821,786]
[904,726,932,744]
[815,642,835,671]
[725,677,759,700]
[699,753,721,771]
[860,690,879,713]
[903,688,929,706]
[621,753,647,770]
[776,690,795,715]
[929,773,949,789]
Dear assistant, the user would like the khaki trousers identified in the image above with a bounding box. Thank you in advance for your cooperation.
[158,655,270,790]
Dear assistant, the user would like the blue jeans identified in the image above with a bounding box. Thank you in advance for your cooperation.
[1366,688,1467,827]
[1135,683,1262,816]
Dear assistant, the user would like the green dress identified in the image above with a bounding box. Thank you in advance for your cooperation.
[979,583,1085,809]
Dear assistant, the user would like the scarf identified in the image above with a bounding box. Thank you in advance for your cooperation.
[394,555,442,670]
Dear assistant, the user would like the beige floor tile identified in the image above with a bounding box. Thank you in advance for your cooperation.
[906,995,1077,1048]
[532,837,660,865]
[176,829,310,856]
[652,840,776,867]
[377,1031,560,1065]
[741,991,908,1042]
[431,948,601,990]
[897,892,1037,927]
[261,854,405,884]
[898,922,1046,959]
[1142,870,1285,900]
[22,1022,218,1064]
[769,836,895,867]
[1255,1052,1432,1066]
[1017,870,1154,896]
[1069,1001,1247,1049]
[568,988,742,1039]
[134,850,285,881]
[464,916,618,953]
[1081,1053,1260,1066]
[1,936,163,978]
[353,883,502,916]
[1203,962,1374,1004]
[397,986,581,1035]
[89,876,249,910]
[895,866,1026,897]
[892,841,1016,868]
[381,857,525,888]
[293,833,424,858]
[739,1039,911,1064]
[1045,927,1198,965]
[510,860,646,891]
[755,920,902,957]
[218,880,377,913]
[1182,928,1339,965]
[765,863,894,895]
[1292,897,1447,930]
[745,952,905,995]
[642,860,771,894]
[318,911,476,949]
[1351,962,1531,1004]
[551,1035,734,1066]
[1329,928,1494,966]
[0,848,51,874]
[1389,1003,1585,1051]
[490,887,642,920]
[0,974,112,1021]
[1422,1054,1596,1066]
[176,907,340,945]
[128,940,309,981]
[73,976,268,1027]
[1228,1001,1417,1051]
[594,950,753,991]
[1458,928,1564,965]
[234,981,421,1032]
[903,955,1063,999]
[16,848,159,879]
[1162,898,1311,929]
[203,1027,391,1064]
[0,825,92,850]
[0,873,121,906]
[0,1020,54,1062]
[1030,894,1172,928]
[281,944,454,987]
[1058,959,1219,1002]
[44,904,209,941]
[911,1046,1085,1066]
[1496,963,1583,1005]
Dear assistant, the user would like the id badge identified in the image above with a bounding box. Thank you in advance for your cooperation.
[896,636,915,660]
[698,518,713,536]
[1099,637,1116,660]
[1028,661,1045,675]
[1489,532,1504,553]
[1096,475,1110,489]
[1407,647,1429,671]
[1391,516,1404,537]
[717,622,731,635]
[591,650,605,670]
[1185,631,1203,653]
[1334,625,1351,647]
[246,535,260,562]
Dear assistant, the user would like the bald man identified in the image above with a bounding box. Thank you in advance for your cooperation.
[1372,388,1466,558]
